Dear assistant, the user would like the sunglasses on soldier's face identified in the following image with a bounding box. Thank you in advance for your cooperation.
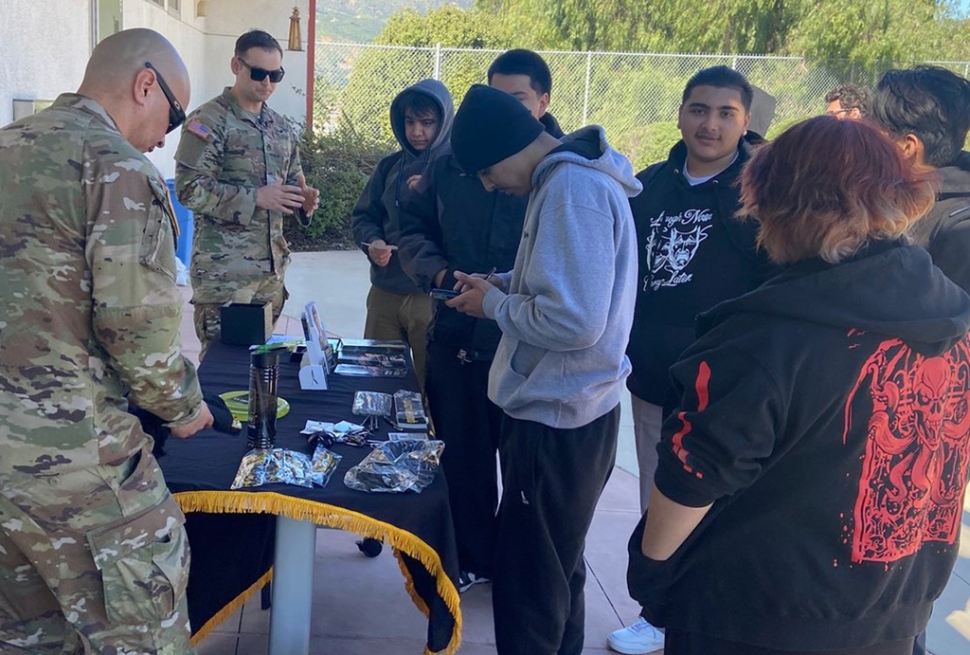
[237,58,286,84]
[144,62,186,134]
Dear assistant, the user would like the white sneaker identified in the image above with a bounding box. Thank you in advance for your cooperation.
[606,618,665,654]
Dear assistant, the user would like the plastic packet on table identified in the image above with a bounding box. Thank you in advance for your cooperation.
[344,439,445,494]
[309,443,342,487]
[352,391,393,417]
[231,448,315,490]
[392,390,429,430]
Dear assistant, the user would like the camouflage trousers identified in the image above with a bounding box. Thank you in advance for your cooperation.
[0,446,194,655]
[192,277,287,361]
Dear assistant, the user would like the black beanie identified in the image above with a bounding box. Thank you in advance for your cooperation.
[451,84,545,175]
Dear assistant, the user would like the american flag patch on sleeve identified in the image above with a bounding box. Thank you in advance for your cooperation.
[186,120,212,140]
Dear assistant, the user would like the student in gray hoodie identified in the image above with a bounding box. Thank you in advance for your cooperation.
[448,84,640,655]
[351,79,454,390]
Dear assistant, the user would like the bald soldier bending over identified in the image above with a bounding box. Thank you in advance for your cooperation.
[0,29,212,654]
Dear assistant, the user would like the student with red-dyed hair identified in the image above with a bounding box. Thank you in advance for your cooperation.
[627,116,970,655]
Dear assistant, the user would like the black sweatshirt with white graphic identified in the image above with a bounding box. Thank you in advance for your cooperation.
[626,138,777,404]
[627,240,970,649]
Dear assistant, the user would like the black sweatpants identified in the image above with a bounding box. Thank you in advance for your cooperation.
[492,405,619,655]
[425,341,504,577]
[663,629,915,655]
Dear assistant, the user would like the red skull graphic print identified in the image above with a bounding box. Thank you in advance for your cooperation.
[845,336,970,563]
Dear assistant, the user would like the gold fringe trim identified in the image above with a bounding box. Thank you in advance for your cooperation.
[189,568,273,646]
[394,549,431,618]
[174,490,462,655]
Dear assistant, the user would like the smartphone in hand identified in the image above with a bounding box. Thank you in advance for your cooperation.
[429,288,461,301]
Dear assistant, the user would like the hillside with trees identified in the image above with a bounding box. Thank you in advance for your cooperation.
[316,0,474,42]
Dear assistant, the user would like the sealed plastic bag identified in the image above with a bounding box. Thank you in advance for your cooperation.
[231,446,341,490]
[344,439,445,493]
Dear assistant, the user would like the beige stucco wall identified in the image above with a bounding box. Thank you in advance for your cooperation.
[0,0,311,179]
[0,1,91,128]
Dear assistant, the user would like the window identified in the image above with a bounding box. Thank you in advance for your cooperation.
[93,0,122,46]
[13,100,54,122]
[168,0,181,15]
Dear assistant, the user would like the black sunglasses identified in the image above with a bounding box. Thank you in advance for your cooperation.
[237,58,286,84]
[144,62,186,134]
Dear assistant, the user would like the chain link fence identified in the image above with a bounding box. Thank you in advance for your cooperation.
[312,42,970,169]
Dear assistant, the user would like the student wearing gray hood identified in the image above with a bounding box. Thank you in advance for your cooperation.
[448,84,640,655]
[352,79,454,390]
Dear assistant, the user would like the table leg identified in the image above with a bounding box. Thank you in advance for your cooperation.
[268,517,317,655]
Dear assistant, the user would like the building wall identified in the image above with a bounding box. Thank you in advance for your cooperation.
[0,1,91,127]
[1,0,311,179]
[126,0,209,178]
[148,0,311,178]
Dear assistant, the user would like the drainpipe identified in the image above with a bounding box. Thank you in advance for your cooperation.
[306,0,316,131]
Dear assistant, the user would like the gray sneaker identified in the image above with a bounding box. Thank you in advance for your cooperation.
[606,618,664,654]
[457,571,490,593]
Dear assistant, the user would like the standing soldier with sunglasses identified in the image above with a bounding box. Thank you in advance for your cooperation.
[175,29,320,357]
[0,28,213,654]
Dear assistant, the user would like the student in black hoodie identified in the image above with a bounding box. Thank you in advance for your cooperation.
[628,116,970,655]
[870,65,970,292]
[398,50,564,593]
[869,61,970,655]
[608,65,776,655]
[352,79,454,391]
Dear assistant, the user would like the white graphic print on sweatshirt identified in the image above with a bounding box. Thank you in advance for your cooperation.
[644,208,713,290]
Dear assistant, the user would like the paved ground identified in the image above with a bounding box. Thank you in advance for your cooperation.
[181,251,970,655]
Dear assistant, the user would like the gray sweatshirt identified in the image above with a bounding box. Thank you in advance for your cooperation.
[481,126,641,429]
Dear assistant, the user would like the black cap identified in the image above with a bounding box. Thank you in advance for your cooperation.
[451,84,545,175]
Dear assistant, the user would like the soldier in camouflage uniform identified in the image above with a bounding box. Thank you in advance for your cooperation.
[175,30,320,358]
[0,29,214,654]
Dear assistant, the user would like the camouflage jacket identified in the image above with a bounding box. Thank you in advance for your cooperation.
[174,88,304,303]
[0,94,204,473]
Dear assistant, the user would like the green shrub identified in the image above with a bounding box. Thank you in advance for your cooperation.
[611,121,683,171]
[286,117,394,250]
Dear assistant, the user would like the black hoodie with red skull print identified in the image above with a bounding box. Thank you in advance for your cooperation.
[627,239,970,651]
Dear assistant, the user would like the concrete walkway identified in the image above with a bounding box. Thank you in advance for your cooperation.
[182,251,970,655]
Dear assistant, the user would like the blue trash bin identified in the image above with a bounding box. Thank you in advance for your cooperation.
[165,178,193,267]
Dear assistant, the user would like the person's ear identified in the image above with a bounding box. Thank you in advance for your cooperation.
[537,92,550,117]
[230,56,241,76]
[900,134,924,164]
[133,67,154,108]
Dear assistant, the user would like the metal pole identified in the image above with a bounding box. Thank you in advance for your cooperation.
[434,43,442,80]
[731,56,738,70]
[268,517,317,655]
[583,51,592,126]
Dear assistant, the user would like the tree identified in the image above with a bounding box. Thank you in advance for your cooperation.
[339,5,511,144]
[474,0,970,67]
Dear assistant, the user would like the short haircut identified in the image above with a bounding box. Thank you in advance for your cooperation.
[235,30,283,58]
[824,84,871,115]
[682,66,753,111]
[871,66,970,168]
[738,116,935,265]
[398,90,441,121]
[487,49,553,97]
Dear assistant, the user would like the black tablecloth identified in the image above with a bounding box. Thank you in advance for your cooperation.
[158,341,461,654]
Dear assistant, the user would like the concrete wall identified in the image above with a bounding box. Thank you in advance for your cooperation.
[202,0,311,126]
[0,1,91,127]
[125,0,209,178]
[1,0,312,179]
